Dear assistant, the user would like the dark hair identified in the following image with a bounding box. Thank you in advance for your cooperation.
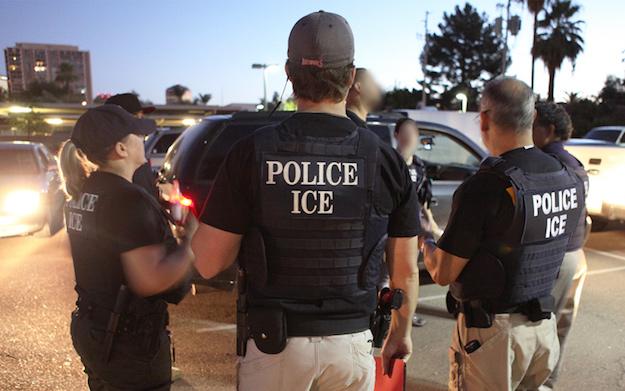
[535,101,573,141]
[287,61,354,103]
[394,117,418,134]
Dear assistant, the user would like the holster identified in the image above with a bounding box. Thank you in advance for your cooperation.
[248,307,287,355]
[520,297,553,322]
[461,301,494,329]
[447,294,494,329]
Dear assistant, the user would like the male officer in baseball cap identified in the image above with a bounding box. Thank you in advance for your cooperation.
[191,10,420,391]
[105,93,159,199]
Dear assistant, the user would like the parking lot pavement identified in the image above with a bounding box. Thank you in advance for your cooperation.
[1,226,624,390]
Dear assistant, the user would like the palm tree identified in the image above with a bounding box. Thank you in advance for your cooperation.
[527,0,547,90]
[533,0,584,101]
[194,93,212,105]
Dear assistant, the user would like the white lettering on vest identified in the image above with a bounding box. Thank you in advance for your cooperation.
[291,190,334,215]
[266,160,358,216]
[532,187,578,217]
[545,214,567,239]
[67,211,83,232]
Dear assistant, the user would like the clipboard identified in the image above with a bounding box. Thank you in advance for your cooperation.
[374,356,406,391]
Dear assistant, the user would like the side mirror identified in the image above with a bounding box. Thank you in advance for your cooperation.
[420,136,434,151]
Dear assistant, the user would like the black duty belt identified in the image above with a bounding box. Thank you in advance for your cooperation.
[76,301,166,335]
[285,313,371,337]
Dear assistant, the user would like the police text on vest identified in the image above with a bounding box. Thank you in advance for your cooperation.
[531,188,578,239]
[265,160,358,215]
[67,193,99,232]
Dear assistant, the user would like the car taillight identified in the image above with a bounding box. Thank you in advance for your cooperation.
[179,194,194,208]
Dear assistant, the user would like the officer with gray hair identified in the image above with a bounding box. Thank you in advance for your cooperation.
[421,77,585,390]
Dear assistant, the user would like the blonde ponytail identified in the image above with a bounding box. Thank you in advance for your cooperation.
[58,140,96,199]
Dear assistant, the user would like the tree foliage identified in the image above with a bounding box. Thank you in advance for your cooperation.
[194,93,212,105]
[383,88,424,110]
[533,0,584,101]
[426,3,507,93]
[564,76,625,136]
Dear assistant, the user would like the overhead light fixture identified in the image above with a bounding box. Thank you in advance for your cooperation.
[181,118,197,126]
[8,106,33,114]
[44,118,63,126]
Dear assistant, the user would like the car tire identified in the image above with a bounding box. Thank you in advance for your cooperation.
[34,207,63,238]
[590,217,609,232]
[34,221,52,238]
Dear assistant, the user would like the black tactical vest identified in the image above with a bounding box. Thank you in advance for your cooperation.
[240,122,388,305]
[560,156,589,251]
[66,181,173,317]
[450,156,585,309]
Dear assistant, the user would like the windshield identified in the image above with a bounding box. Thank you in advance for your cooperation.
[0,149,40,175]
[585,129,621,143]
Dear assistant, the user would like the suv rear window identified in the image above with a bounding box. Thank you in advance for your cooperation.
[151,133,179,154]
[196,123,264,181]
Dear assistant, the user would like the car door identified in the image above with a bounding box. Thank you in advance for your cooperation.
[416,129,481,228]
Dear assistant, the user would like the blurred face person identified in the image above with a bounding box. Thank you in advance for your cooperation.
[346,68,383,117]
[356,69,383,111]
[395,118,420,161]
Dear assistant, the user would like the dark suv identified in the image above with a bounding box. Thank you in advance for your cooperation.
[159,111,486,286]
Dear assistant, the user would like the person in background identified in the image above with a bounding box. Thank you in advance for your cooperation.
[533,101,589,390]
[59,105,195,390]
[394,117,436,328]
[105,93,159,199]
[346,67,383,128]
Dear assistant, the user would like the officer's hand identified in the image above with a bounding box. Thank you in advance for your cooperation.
[381,332,412,376]
[173,213,199,241]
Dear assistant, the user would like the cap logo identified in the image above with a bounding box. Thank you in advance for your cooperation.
[301,58,324,68]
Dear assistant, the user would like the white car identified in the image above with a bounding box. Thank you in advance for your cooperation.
[566,139,625,228]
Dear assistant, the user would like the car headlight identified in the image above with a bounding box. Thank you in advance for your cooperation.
[2,190,41,217]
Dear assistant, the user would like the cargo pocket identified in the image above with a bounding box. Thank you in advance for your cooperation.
[461,318,510,389]
[351,331,374,372]
[238,339,284,390]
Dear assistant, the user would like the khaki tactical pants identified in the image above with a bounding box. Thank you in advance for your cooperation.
[545,249,588,387]
[238,330,375,391]
[448,313,559,391]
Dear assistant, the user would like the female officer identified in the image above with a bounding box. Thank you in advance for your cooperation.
[59,104,195,390]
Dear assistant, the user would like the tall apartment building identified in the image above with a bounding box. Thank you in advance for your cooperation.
[4,43,92,103]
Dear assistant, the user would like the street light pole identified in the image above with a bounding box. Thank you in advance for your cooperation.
[455,93,468,113]
[252,63,277,111]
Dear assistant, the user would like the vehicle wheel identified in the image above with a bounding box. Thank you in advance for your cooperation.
[590,217,609,232]
[34,221,52,238]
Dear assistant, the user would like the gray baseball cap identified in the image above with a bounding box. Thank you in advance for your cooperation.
[288,11,354,69]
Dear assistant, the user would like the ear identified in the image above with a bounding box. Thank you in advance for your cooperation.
[547,124,557,139]
[479,111,490,133]
[113,141,129,159]
[348,67,357,88]
[284,62,290,82]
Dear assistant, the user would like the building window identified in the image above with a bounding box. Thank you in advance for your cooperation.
[34,60,46,72]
